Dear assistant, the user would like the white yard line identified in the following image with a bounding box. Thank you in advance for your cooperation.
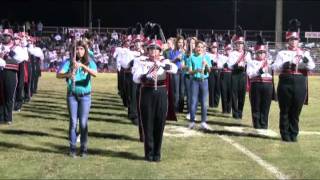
[218,135,289,180]
[300,131,320,135]
[164,125,203,137]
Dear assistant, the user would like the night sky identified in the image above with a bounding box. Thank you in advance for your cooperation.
[2,0,320,36]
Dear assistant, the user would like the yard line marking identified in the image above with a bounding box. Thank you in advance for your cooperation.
[300,131,320,135]
[164,125,203,137]
[223,126,278,138]
[218,135,289,180]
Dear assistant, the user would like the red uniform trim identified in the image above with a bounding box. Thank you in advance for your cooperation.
[5,64,19,71]
[250,77,272,83]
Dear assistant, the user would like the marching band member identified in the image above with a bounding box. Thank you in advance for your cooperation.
[208,39,222,108]
[133,40,177,162]
[14,32,29,111]
[0,29,24,124]
[247,35,274,130]
[132,43,148,142]
[114,37,133,107]
[227,26,252,119]
[28,39,44,94]
[273,19,315,142]
[219,35,232,114]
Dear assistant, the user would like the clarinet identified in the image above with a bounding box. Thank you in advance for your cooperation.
[154,35,158,90]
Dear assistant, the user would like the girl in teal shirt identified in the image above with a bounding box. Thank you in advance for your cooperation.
[57,40,97,157]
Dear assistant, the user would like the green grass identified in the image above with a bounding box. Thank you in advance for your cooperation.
[0,73,319,179]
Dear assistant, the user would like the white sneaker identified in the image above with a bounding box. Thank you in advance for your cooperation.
[186,113,190,120]
[77,135,80,143]
[188,122,196,129]
[200,122,212,131]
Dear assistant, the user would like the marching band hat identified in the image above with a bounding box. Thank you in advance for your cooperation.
[2,29,13,37]
[286,19,301,40]
[254,35,267,52]
[223,34,232,50]
[147,39,162,50]
[234,26,245,43]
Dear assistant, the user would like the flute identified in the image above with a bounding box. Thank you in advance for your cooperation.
[71,40,77,92]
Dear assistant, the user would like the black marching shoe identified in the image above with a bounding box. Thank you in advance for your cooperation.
[290,136,298,142]
[281,135,291,142]
[153,156,161,162]
[145,156,153,162]
[131,118,139,126]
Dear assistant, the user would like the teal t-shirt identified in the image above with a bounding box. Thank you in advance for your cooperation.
[188,53,212,79]
[182,53,193,75]
[88,50,94,57]
[59,59,97,94]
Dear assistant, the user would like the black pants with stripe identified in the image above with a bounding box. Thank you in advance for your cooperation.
[249,82,273,129]
[231,70,247,119]
[136,84,143,142]
[14,62,25,110]
[117,70,121,96]
[220,72,232,114]
[124,72,138,120]
[23,61,32,102]
[209,69,221,108]
[0,69,18,122]
[31,58,41,94]
[140,86,167,161]
[277,74,307,141]
[119,68,127,107]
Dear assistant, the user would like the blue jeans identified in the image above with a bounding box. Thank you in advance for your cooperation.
[172,70,184,112]
[190,79,208,123]
[184,75,192,113]
[67,94,91,151]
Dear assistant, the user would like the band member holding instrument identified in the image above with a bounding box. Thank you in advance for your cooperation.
[57,40,97,157]
[0,28,24,125]
[247,35,274,131]
[227,26,252,119]
[273,19,315,142]
[133,39,177,162]
[220,35,233,114]
[208,38,222,108]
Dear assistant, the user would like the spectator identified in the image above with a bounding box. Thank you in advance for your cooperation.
[25,21,31,34]
[37,21,43,37]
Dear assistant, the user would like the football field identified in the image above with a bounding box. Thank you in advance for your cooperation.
[0,72,319,179]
